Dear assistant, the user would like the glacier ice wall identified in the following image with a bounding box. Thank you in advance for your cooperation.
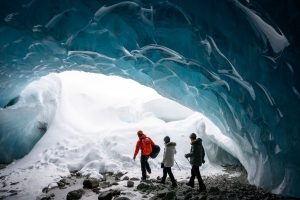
[0,0,299,197]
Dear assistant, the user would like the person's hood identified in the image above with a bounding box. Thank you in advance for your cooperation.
[191,138,202,145]
[166,142,176,147]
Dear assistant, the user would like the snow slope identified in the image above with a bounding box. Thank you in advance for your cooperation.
[0,71,230,199]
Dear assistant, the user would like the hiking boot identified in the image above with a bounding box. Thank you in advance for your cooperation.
[186,182,194,188]
[141,177,147,182]
[158,180,165,184]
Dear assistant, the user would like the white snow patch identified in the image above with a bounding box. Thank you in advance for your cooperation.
[0,71,234,199]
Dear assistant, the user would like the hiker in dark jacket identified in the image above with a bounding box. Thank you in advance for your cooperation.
[185,133,206,192]
[159,136,177,187]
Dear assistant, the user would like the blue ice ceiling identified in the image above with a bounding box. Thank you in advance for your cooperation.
[0,0,299,197]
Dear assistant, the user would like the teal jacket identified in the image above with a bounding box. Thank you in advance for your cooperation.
[186,138,204,166]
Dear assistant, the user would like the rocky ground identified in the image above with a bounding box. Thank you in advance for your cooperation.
[34,165,298,200]
[1,165,299,200]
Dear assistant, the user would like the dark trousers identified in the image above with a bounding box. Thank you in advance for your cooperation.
[141,155,151,179]
[161,167,176,184]
[188,165,206,188]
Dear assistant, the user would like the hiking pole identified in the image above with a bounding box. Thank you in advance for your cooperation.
[174,160,181,171]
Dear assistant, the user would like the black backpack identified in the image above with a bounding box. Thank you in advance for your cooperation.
[201,143,205,163]
[150,144,160,158]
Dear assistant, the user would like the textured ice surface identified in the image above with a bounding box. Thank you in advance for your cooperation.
[0,0,299,197]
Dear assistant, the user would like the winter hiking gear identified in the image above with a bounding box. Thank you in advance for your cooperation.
[187,165,206,191]
[133,132,155,159]
[162,142,176,167]
[185,134,206,192]
[163,136,170,144]
[160,137,177,187]
[185,138,205,166]
[134,130,155,180]
[150,144,160,158]
[160,167,177,187]
[141,155,151,180]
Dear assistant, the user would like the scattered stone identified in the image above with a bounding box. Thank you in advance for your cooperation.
[208,186,220,194]
[42,187,49,193]
[111,182,119,186]
[155,188,176,199]
[127,181,134,188]
[115,172,125,179]
[36,194,51,200]
[57,179,66,188]
[114,197,130,200]
[122,176,129,181]
[129,177,140,181]
[142,195,148,198]
[83,178,99,189]
[98,189,120,200]
[66,189,85,200]
[136,182,150,191]
[10,182,19,185]
[92,188,101,194]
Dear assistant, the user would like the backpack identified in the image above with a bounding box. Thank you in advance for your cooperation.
[200,143,205,163]
[141,137,153,156]
[150,144,160,158]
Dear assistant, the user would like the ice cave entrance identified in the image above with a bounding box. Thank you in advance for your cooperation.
[1,70,243,197]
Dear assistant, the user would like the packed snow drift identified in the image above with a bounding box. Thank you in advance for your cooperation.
[0,71,233,199]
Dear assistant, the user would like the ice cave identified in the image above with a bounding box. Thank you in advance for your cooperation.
[0,0,299,199]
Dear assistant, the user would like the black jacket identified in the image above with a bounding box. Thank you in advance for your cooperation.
[186,138,204,166]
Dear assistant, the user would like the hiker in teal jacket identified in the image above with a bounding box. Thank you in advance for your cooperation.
[185,133,206,192]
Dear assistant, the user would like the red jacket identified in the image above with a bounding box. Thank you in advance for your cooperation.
[133,134,155,158]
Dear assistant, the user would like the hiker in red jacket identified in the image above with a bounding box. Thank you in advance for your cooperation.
[133,130,155,181]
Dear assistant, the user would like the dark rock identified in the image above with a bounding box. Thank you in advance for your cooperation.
[98,190,120,200]
[127,181,134,188]
[114,197,130,200]
[122,176,129,181]
[83,178,99,189]
[57,179,66,188]
[184,192,193,200]
[111,182,119,186]
[129,177,140,181]
[92,188,101,194]
[208,187,220,194]
[66,189,85,200]
[115,172,125,178]
[36,194,51,200]
[42,187,49,193]
[10,182,19,185]
[136,182,150,190]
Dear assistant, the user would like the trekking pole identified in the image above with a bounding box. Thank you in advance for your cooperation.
[174,160,181,171]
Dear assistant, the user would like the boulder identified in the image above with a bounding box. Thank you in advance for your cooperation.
[98,189,120,200]
[127,181,134,188]
[83,178,99,189]
[66,189,85,200]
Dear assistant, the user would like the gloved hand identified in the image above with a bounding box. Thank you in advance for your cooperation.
[202,160,205,164]
[185,154,189,158]
[133,156,136,161]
